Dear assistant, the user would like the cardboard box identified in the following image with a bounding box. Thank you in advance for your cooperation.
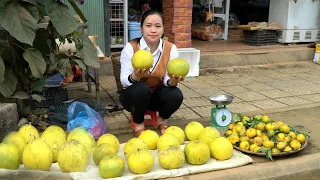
[163,7,192,17]
[164,24,191,33]
[164,16,192,25]
[163,0,193,8]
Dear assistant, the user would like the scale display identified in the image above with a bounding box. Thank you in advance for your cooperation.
[209,95,234,130]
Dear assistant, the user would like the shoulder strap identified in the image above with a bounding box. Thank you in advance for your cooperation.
[163,40,173,51]
[130,41,139,53]
[162,41,173,63]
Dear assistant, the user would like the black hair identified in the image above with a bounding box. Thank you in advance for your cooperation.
[132,9,164,42]
[140,9,164,27]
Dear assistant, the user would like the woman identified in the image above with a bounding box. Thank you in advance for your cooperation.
[119,9,184,137]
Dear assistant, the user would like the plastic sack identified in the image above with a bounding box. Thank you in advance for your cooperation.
[67,101,107,139]
[314,51,320,64]
[313,45,320,64]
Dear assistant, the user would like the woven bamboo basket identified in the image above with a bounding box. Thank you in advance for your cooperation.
[233,140,308,157]
[111,52,123,92]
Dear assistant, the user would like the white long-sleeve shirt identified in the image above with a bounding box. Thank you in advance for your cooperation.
[120,37,179,88]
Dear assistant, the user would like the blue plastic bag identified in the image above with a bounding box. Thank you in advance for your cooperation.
[67,101,107,139]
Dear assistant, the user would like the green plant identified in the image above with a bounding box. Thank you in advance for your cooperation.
[0,0,100,101]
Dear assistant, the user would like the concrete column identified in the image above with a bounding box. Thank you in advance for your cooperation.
[0,103,18,141]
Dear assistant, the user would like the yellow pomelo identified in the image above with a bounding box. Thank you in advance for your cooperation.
[58,140,88,172]
[209,137,233,160]
[3,131,26,161]
[18,123,39,144]
[97,133,120,152]
[42,125,66,140]
[157,134,180,152]
[185,121,204,141]
[124,138,148,158]
[139,130,159,150]
[184,140,210,165]
[67,127,87,139]
[158,146,185,169]
[67,127,96,154]
[0,143,21,170]
[99,155,125,178]
[167,58,190,77]
[164,126,185,144]
[41,132,66,163]
[23,138,53,171]
[93,143,117,165]
[198,126,220,145]
[132,49,154,70]
[127,149,154,174]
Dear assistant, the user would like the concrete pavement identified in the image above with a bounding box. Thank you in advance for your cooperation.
[67,60,320,180]
[97,61,320,134]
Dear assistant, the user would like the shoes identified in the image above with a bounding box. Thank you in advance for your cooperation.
[158,123,168,135]
[134,128,144,137]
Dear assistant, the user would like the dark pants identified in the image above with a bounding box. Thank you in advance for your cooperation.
[119,82,183,124]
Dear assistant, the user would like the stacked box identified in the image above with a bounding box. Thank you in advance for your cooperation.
[163,0,192,48]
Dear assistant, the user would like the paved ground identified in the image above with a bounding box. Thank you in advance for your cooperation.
[3,61,320,180]
[81,61,320,134]
[93,60,320,180]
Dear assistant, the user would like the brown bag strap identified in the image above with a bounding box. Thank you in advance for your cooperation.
[130,41,139,53]
[161,41,173,64]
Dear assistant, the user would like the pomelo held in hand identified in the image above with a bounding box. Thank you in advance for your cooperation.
[132,49,154,70]
[167,58,190,77]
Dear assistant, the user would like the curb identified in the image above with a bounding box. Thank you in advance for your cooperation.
[109,103,320,135]
[167,152,320,180]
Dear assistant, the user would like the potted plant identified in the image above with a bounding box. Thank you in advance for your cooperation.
[0,0,100,110]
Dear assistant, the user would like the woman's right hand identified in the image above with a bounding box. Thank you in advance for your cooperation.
[131,68,150,81]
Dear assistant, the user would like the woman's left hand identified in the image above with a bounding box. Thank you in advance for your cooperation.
[169,75,184,86]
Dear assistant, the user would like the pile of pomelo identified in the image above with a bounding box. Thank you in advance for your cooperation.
[0,120,234,179]
[225,114,308,160]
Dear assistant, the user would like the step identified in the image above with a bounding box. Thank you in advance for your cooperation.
[199,47,314,72]
[98,47,315,76]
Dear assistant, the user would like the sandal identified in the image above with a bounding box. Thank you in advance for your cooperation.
[158,123,168,135]
[134,128,145,137]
